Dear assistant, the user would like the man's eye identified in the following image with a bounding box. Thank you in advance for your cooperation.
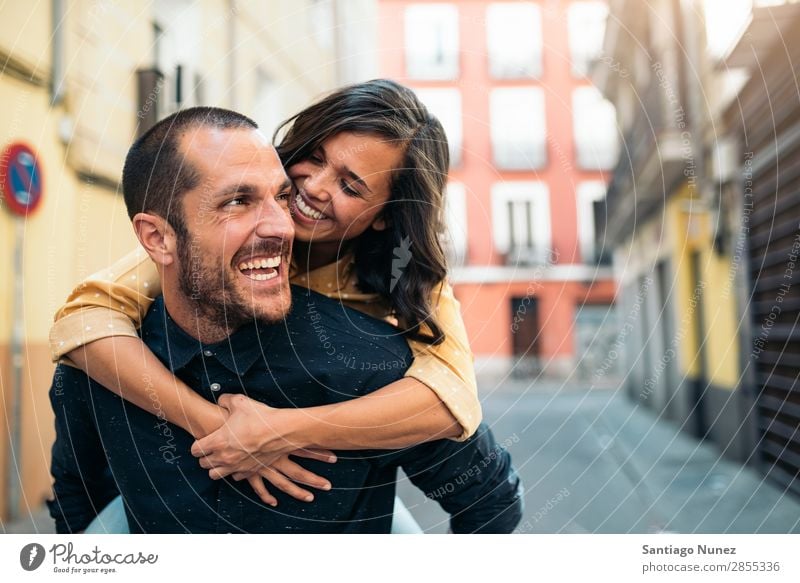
[309,151,324,164]
[223,197,246,207]
[276,191,291,203]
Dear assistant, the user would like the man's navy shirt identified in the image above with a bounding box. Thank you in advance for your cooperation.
[48,286,522,533]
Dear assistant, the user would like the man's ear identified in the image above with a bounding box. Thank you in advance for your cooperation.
[132,213,177,267]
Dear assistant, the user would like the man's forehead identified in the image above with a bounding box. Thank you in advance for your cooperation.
[180,125,274,151]
[179,126,283,176]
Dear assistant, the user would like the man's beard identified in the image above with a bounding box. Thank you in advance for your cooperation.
[175,231,289,333]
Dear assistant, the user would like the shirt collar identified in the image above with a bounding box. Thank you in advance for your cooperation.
[140,297,269,375]
[289,252,357,293]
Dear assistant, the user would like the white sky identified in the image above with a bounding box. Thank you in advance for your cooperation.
[703,0,753,58]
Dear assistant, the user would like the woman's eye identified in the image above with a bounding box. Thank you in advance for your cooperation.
[309,152,323,164]
[341,181,360,197]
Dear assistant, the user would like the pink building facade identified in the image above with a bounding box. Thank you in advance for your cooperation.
[378,0,618,377]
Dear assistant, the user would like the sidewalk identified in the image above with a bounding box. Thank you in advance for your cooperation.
[1,506,53,534]
[398,380,800,533]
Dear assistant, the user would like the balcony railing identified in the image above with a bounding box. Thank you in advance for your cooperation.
[599,72,687,245]
[505,245,552,267]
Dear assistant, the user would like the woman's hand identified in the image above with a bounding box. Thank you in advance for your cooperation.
[240,452,335,507]
[190,393,335,477]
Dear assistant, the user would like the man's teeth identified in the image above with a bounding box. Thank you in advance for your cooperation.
[237,256,281,280]
[238,256,282,271]
[295,193,326,220]
[247,271,278,281]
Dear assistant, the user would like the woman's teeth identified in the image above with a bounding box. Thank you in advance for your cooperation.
[238,256,281,281]
[295,193,327,220]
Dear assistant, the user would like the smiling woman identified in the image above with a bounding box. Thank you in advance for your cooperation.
[48,80,488,529]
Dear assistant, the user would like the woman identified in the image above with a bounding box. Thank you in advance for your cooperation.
[51,79,480,512]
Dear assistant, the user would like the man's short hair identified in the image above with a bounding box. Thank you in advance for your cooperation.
[122,107,258,234]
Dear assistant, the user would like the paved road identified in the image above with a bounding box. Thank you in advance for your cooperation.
[398,380,800,533]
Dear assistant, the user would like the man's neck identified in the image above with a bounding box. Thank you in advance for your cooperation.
[161,286,235,344]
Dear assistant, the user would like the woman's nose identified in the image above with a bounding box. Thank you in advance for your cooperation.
[303,167,332,201]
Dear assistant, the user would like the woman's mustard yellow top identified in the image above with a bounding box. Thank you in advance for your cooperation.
[49,247,481,440]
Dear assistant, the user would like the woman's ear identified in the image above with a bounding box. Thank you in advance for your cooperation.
[132,213,177,267]
[371,214,389,231]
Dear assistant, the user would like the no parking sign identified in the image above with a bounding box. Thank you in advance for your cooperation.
[0,142,43,216]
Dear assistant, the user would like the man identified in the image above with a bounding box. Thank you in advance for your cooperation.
[48,107,522,533]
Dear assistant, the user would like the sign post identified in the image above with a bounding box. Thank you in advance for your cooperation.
[0,142,44,520]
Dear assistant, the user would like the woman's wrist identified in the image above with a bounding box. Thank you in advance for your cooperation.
[185,396,228,439]
[269,407,316,453]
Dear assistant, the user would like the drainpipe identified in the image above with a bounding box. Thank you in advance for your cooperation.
[7,219,24,521]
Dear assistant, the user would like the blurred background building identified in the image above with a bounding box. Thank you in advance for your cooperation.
[378,0,618,381]
[593,0,800,497]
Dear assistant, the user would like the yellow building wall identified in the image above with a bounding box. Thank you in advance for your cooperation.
[0,0,51,79]
[0,72,138,519]
[0,73,69,519]
[0,0,148,518]
[702,239,742,389]
[670,185,740,390]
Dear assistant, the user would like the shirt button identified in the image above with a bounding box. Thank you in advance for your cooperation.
[210,383,222,392]
[203,350,214,357]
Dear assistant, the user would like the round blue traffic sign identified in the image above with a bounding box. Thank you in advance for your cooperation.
[1,143,43,216]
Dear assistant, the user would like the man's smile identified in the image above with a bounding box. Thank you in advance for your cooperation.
[236,255,282,282]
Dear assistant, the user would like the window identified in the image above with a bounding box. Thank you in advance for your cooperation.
[309,0,335,50]
[193,72,206,106]
[405,4,459,79]
[576,181,607,264]
[443,182,468,265]
[153,21,164,70]
[253,69,284,138]
[491,181,551,265]
[486,3,542,79]
[490,87,547,170]
[572,86,618,170]
[414,88,462,167]
[567,2,609,77]
[150,4,205,114]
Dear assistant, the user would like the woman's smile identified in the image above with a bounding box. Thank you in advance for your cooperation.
[291,189,331,223]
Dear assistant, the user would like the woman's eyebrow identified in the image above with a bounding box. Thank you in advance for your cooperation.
[342,167,372,194]
[319,143,372,194]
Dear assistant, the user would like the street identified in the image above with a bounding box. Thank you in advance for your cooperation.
[399,378,800,534]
